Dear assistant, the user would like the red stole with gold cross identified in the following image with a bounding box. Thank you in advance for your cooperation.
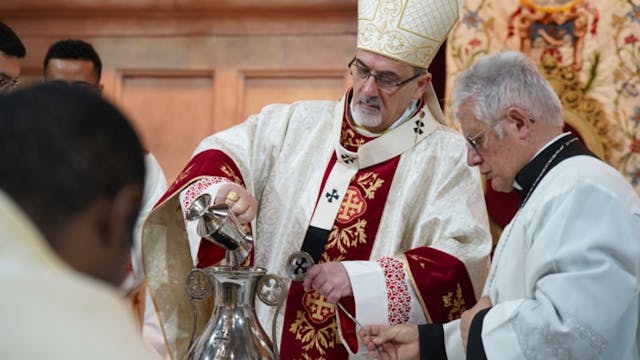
[279,100,428,359]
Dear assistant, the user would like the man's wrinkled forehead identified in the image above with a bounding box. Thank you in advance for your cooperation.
[455,101,481,130]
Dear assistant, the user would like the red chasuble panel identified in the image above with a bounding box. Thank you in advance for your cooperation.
[280,116,402,359]
[405,247,477,323]
[156,149,250,268]
[156,149,246,207]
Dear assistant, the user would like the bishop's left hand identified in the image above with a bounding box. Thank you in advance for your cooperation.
[460,295,492,352]
[303,262,352,303]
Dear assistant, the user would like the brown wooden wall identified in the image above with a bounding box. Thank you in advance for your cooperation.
[2,0,446,183]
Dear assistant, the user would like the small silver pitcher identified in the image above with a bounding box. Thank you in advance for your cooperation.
[185,193,253,266]
[184,194,285,360]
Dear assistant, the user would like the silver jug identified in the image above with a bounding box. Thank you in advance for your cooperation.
[184,266,284,360]
[185,193,253,266]
[184,194,286,360]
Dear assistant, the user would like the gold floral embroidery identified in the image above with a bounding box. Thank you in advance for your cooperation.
[357,172,384,199]
[340,128,365,148]
[221,164,243,185]
[173,163,195,186]
[325,219,368,254]
[289,310,338,355]
[321,253,345,263]
[442,284,467,321]
[407,253,427,269]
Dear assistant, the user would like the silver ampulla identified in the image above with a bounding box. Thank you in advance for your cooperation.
[184,194,285,360]
[185,193,252,266]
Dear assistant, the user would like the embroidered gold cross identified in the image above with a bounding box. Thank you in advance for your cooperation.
[305,292,335,322]
[337,189,364,221]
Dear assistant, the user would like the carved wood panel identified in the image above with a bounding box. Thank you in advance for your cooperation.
[116,71,215,182]
[239,69,351,121]
[2,1,358,183]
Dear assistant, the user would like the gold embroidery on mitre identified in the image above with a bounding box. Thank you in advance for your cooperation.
[357,172,384,199]
[289,292,339,355]
[357,0,460,67]
[326,219,368,255]
[221,164,243,185]
[442,283,467,321]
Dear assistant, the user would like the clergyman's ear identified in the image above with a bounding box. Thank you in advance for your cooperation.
[506,106,533,139]
[412,72,433,100]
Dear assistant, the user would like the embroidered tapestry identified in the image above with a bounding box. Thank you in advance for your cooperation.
[446,0,640,193]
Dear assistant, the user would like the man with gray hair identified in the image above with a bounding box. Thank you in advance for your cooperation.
[363,50,640,359]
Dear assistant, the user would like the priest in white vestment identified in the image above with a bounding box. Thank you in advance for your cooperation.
[0,83,158,359]
[362,51,640,359]
[141,0,492,359]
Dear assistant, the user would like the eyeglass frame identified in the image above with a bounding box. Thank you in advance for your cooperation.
[466,116,536,153]
[347,57,424,91]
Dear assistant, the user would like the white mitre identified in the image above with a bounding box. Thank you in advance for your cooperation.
[357,0,460,68]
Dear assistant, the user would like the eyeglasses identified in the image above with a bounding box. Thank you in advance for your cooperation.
[0,75,21,92]
[348,58,423,91]
[466,126,494,153]
[466,117,535,153]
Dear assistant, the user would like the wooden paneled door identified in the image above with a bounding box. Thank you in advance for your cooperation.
[3,0,357,182]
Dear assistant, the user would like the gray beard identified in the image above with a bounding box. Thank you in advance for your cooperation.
[350,100,382,128]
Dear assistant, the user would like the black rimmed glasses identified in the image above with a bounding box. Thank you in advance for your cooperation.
[348,57,423,92]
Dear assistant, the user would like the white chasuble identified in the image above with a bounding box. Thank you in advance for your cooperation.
[142,90,491,359]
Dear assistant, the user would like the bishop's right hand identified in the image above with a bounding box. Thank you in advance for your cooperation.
[214,182,258,225]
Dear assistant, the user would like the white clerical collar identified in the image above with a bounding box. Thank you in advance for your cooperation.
[512,132,572,190]
[349,98,419,137]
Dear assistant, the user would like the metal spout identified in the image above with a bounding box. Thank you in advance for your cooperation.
[186,194,253,266]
